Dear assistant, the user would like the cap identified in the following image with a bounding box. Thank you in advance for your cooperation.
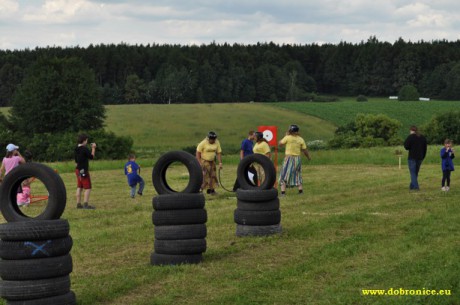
[6,144,19,152]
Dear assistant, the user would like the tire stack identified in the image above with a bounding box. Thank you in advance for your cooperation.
[150,151,207,266]
[0,163,76,305]
[234,154,282,237]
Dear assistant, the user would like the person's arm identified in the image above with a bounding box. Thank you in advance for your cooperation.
[240,150,244,160]
[217,153,223,169]
[303,149,311,161]
[91,143,96,158]
[196,151,202,163]
[403,136,411,151]
[0,162,4,182]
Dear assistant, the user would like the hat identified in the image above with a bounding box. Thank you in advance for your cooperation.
[6,144,19,152]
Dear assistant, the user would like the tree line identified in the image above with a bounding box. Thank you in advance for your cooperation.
[2,36,460,106]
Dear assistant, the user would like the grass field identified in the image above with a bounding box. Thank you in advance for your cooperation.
[0,100,459,304]
[270,98,460,138]
[104,103,336,157]
[0,159,458,305]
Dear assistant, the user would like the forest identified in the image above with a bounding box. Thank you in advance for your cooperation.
[1,36,460,106]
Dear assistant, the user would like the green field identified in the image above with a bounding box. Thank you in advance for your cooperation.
[270,98,460,138]
[104,103,336,157]
[0,101,459,305]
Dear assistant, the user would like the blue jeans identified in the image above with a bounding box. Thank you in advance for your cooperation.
[130,177,145,197]
[408,159,422,190]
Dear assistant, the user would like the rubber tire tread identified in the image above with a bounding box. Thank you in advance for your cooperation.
[152,151,202,194]
[0,236,73,260]
[0,220,69,241]
[154,224,207,240]
[6,291,76,305]
[0,254,72,281]
[154,238,207,255]
[152,209,207,226]
[236,154,276,190]
[150,253,202,266]
[234,209,281,226]
[236,224,282,237]
[237,198,280,211]
[0,163,67,222]
[152,193,205,210]
[236,188,278,202]
[0,275,70,301]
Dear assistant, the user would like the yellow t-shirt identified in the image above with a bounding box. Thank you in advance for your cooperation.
[196,138,222,161]
[280,135,307,156]
[253,141,271,155]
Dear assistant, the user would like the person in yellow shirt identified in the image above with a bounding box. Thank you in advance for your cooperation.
[278,125,311,196]
[196,131,222,195]
[253,131,271,158]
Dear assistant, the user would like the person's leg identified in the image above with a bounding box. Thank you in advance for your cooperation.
[408,159,419,190]
[446,170,451,188]
[138,178,145,195]
[76,188,83,208]
[442,171,447,189]
[130,185,136,198]
[84,189,91,203]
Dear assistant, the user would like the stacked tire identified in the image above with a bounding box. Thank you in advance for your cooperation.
[234,154,282,237]
[0,164,76,305]
[150,151,207,266]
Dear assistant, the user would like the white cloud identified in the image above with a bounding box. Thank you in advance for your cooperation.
[2,0,460,50]
[23,0,106,24]
[0,0,19,18]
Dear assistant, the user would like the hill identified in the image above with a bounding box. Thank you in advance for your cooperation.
[104,103,336,156]
[270,99,460,138]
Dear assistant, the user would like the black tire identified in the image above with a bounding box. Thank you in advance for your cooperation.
[0,275,70,301]
[236,154,276,190]
[236,224,282,237]
[237,198,280,211]
[150,253,203,266]
[154,224,207,240]
[234,209,281,226]
[152,209,207,226]
[152,193,205,210]
[0,254,72,281]
[0,236,73,260]
[0,220,70,241]
[6,291,76,305]
[152,151,202,194]
[236,188,278,202]
[0,163,67,222]
[154,239,206,255]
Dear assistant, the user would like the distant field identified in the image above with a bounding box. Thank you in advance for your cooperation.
[104,103,336,156]
[270,98,460,138]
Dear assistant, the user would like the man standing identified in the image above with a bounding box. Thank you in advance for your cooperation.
[75,134,97,209]
[404,126,427,191]
[196,131,222,195]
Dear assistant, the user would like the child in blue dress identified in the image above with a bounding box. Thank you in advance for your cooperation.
[440,139,455,191]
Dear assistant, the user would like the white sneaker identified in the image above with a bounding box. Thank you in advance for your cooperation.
[446,186,450,191]
[441,187,446,191]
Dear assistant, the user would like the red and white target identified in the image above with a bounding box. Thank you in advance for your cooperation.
[257,126,277,147]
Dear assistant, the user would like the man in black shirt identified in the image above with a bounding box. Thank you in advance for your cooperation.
[403,126,427,190]
[75,134,96,209]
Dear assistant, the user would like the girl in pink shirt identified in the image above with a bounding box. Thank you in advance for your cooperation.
[0,143,25,182]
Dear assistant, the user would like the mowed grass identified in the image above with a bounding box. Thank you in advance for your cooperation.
[104,103,336,156]
[270,99,460,138]
[0,159,458,305]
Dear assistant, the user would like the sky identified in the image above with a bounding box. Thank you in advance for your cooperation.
[1,0,460,50]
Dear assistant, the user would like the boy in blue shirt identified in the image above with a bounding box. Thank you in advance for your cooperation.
[124,154,145,198]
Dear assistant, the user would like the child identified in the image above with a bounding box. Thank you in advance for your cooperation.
[124,154,145,198]
[440,139,455,191]
[17,178,32,207]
